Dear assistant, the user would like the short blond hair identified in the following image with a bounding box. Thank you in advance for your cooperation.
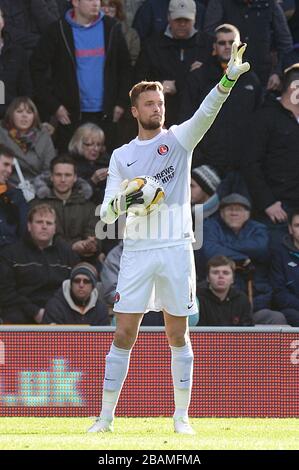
[28,204,56,223]
[215,23,240,44]
[129,81,164,107]
[68,122,105,156]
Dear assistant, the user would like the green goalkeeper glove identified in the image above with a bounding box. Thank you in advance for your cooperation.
[219,42,250,92]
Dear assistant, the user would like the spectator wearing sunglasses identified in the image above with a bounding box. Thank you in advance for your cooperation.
[180,23,261,196]
[43,262,109,325]
[203,0,294,90]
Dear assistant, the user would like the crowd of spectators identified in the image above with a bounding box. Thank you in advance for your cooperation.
[1,0,299,326]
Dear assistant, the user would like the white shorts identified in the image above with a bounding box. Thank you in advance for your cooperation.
[113,244,198,317]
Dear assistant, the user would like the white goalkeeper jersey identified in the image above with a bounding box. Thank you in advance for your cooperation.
[100,86,229,251]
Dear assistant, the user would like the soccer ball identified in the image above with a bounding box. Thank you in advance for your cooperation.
[127,175,165,216]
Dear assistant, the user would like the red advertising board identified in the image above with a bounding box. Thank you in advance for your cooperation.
[0,329,298,417]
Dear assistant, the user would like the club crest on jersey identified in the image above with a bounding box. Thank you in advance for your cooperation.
[157,144,169,156]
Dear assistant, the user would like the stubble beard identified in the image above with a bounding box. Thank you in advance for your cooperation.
[139,116,164,131]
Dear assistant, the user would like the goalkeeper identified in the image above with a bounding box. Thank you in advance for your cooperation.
[89,43,250,435]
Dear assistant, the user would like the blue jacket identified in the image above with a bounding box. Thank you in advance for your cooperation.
[203,215,272,311]
[270,235,299,311]
[0,186,28,248]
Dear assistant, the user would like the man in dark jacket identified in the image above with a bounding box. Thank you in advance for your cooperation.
[244,64,299,239]
[29,0,64,33]
[270,209,299,325]
[30,0,131,151]
[31,154,101,261]
[202,193,287,324]
[0,9,32,118]
[180,23,261,180]
[135,0,213,126]
[133,0,206,41]
[0,1,68,55]
[0,203,79,324]
[203,0,294,89]
[0,144,28,248]
[0,0,40,54]
[197,255,254,326]
[43,262,109,325]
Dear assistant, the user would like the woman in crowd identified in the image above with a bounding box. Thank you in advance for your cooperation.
[0,96,56,184]
[68,122,110,204]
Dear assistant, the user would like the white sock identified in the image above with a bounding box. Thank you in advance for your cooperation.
[171,342,194,420]
[100,343,131,421]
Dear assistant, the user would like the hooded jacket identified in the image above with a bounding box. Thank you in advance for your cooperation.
[31,173,98,246]
[30,13,131,122]
[43,279,109,325]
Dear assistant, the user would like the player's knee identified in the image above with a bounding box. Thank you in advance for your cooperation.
[114,328,137,349]
[166,331,188,347]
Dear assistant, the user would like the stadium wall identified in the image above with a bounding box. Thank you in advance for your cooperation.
[0,327,298,417]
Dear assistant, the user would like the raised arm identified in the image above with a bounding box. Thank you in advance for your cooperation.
[173,43,250,151]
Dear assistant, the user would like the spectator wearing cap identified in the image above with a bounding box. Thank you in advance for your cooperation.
[191,164,220,280]
[244,64,299,247]
[191,165,220,219]
[180,23,261,193]
[43,262,109,325]
[134,0,213,127]
[133,0,206,41]
[202,193,287,324]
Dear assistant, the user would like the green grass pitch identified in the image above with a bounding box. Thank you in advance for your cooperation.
[0,417,298,450]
